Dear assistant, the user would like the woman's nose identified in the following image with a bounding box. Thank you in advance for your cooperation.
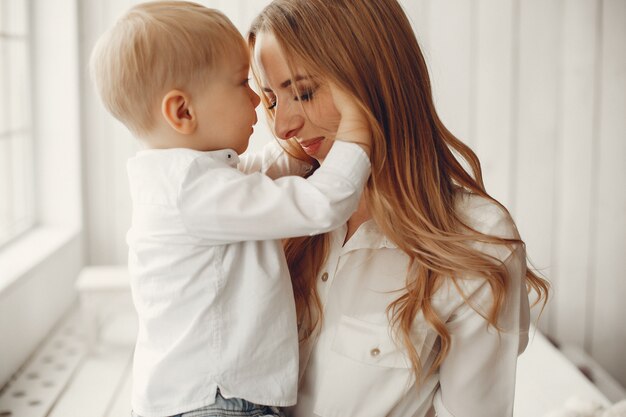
[274,103,304,140]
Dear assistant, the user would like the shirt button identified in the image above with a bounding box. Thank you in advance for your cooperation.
[370,348,381,357]
[321,272,329,282]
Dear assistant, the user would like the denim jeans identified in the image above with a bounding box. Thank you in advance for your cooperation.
[131,389,286,417]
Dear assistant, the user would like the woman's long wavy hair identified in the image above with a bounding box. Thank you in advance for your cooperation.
[249,0,549,382]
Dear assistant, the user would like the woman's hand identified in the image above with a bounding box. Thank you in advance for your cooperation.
[330,83,372,156]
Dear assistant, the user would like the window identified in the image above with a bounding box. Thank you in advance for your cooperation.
[0,0,35,248]
[0,0,83,387]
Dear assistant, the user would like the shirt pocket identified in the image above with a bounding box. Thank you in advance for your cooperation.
[313,315,427,417]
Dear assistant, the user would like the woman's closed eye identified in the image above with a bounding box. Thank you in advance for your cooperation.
[295,88,315,102]
[264,85,318,110]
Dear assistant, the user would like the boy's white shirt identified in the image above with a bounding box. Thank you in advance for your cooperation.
[126,140,370,417]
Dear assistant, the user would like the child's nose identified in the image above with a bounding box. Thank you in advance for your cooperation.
[249,87,261,108]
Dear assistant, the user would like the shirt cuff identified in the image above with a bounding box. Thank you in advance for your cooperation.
[322,141,371,189]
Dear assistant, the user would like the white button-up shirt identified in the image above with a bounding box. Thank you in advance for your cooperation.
[291,191,530,417]
[126,141,370,417]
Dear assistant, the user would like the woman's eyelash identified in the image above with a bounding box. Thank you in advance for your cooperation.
[265,85,316,110]
[295,88,315,102]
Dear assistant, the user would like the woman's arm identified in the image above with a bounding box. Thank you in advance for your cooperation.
[433,244,530,417]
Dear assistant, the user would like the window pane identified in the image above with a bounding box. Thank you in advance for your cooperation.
[11,133,34,229]
[7,0,27,36]
[0,0,8,245]
[0,139,12,244]
[0,0,33,248]
[0,1,5,31]
[0,39,6,135]
[8,40,30,131]
[0,133,34,248]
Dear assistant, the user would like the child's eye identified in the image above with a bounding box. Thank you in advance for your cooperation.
[267,98,277,110]
[241,78,250,86]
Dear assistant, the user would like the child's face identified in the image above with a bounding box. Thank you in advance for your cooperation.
[194,53,260,154]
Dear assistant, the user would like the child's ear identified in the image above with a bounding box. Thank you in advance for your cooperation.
[161,90,197,134]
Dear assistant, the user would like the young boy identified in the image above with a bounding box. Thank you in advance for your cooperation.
[89,2,370,417]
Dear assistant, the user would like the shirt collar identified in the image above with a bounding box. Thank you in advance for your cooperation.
[205,149,240,168]
[335,219,398,256]
[135,147,240,168]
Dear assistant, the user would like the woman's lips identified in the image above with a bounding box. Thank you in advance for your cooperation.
[299,137,324,155]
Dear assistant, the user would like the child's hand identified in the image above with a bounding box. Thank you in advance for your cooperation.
[330,83,372,156]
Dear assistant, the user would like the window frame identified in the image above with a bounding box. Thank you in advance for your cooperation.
[0,0,36,249]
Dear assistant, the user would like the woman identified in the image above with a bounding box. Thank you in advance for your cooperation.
[249,0,549,416]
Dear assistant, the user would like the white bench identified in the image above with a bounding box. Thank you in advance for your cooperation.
[514,327,615,416]
[75,266,136,347]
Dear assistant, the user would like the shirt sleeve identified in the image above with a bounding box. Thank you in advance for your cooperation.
[433,244,530,417]
[179,141,370,244]
[237,140,313,179]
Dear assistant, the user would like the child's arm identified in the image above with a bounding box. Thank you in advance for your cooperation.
[179,86,371,243]
[179,141,369,244]
[237,140,313,179]
[179,85,371,244]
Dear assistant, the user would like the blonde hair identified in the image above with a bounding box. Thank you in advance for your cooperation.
[249,0,549,383]
[90,1,246,136]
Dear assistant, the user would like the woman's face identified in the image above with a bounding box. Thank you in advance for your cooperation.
[253,31,340,162]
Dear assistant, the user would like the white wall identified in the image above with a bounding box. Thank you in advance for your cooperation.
[78,0,626,387]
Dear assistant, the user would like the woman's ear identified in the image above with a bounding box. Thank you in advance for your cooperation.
[161,90,197,134]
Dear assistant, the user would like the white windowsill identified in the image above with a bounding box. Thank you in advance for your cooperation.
[0,226,80,296]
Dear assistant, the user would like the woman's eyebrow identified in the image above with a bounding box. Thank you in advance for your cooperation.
[263,75,310,92]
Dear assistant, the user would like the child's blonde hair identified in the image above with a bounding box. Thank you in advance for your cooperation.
[90,1,247,136]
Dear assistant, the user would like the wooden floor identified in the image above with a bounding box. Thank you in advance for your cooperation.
[0,304,615,417]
